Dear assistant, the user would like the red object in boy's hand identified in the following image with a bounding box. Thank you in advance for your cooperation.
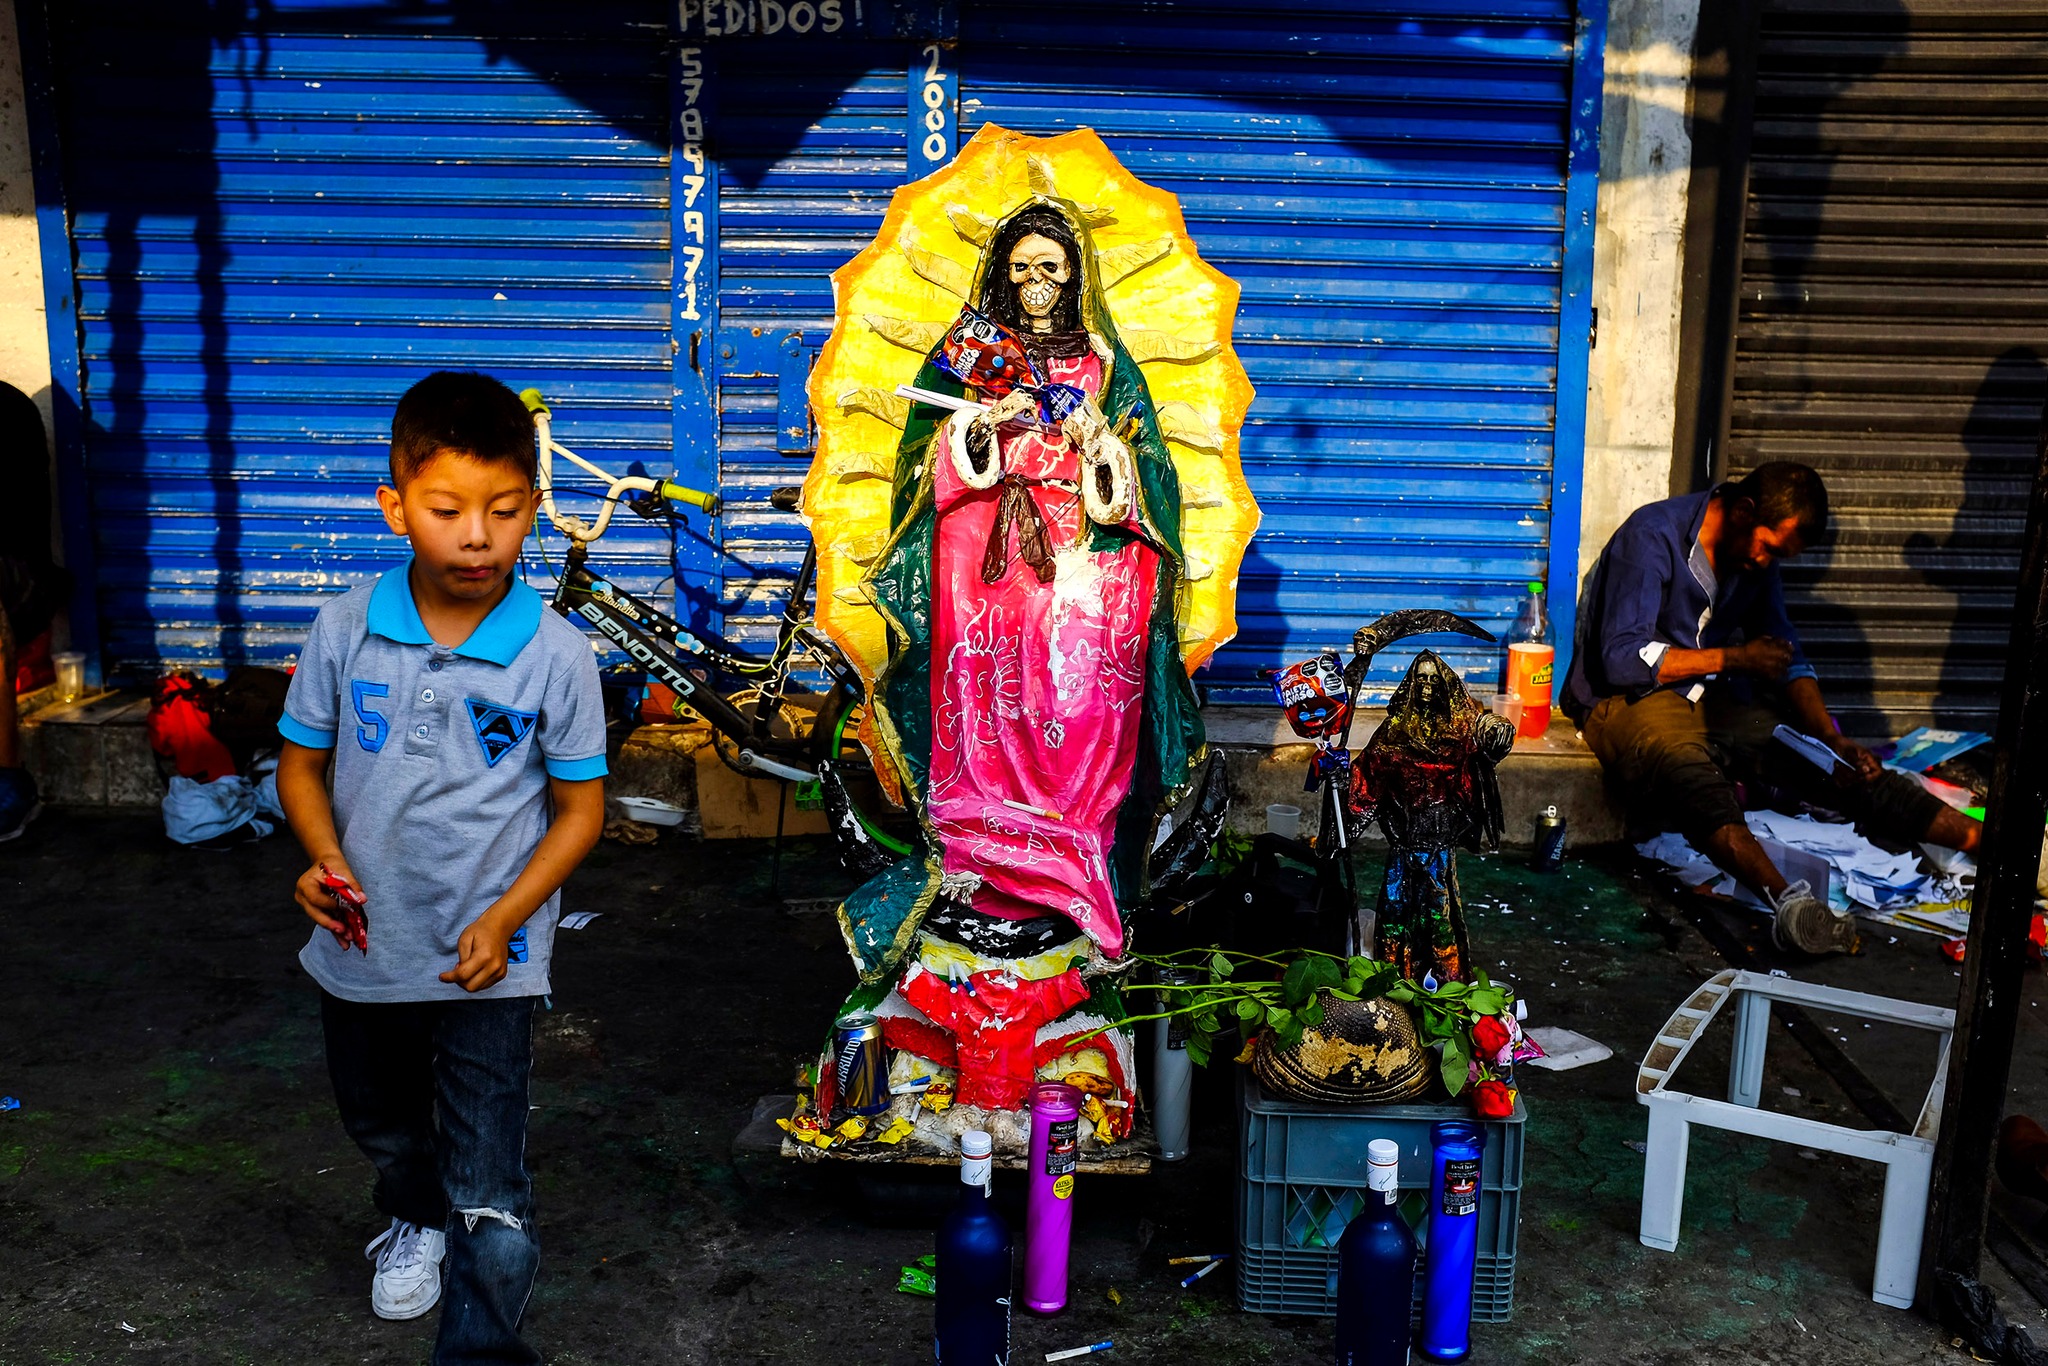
[321,867,368,954]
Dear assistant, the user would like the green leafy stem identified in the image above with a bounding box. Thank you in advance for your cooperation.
[1076,946,1516,1095]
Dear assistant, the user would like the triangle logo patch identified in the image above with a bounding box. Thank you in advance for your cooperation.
[465,698,538,768]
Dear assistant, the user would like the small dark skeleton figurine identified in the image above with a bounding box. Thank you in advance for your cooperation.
[1347,651,1515,985]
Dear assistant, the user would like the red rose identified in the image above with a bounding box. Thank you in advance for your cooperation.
[1472,1015,1512,1057]
[1471,1078,1516,1120]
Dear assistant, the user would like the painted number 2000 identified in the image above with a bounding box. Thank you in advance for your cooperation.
[919,44,949,165]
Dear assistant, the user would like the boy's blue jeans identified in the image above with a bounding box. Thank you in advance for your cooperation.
[321,990,541,1366]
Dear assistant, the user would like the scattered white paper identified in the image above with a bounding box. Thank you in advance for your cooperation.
[1746,810,1936,911]
[1523,1027,1612,1071]
[559,911,604,930]
[1638,810,1964,916]
[1634,832,1724,887]
[1921,842,1977,878]
[1772,724,1844,774]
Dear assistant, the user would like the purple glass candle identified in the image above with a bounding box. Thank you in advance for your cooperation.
[1023,1081,1082,1313]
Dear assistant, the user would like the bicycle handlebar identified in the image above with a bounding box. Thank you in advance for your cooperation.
[526,390,720,544]
[660,481,722,516]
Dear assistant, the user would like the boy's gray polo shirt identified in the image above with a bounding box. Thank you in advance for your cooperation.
[279,563,608,1003]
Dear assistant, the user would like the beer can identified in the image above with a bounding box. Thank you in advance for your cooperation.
[1532,805,1567,873]
[833,1010,889,1116]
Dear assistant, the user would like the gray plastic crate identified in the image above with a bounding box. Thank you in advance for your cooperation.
[1235,1074,1524,1320]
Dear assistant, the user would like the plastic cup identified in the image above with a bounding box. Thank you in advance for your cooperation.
[52,651,86,702]
[1505,643,1554,740]
[1488,692,1523,732]
[1266,803,1301,839]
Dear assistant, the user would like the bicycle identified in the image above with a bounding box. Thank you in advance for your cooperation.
[520,388,914,869]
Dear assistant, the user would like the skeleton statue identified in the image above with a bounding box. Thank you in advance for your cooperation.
[1346,650,1515,985]
[824,198,1205,1139]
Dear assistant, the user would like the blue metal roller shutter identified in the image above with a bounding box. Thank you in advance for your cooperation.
[49,1,676,676]
[711,39,909,649]
[959,0,1596,700]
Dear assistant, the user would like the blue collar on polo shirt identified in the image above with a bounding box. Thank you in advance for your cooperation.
[365,561,545,666]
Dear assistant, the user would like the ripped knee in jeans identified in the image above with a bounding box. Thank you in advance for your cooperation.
[457,1206,524,1233]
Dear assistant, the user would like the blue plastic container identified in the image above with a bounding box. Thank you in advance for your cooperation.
[1419,1121,1485,1361]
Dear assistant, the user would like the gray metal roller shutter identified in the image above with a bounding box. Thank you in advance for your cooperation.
[1726,0,2044,735]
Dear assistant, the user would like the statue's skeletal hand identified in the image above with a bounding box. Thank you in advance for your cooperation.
[979,389,1037,428]
[1060,394,1108,445]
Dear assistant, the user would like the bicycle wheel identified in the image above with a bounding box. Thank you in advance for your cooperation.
[812,681,919,859]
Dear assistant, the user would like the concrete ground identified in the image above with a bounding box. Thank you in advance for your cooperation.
[3,809,2045,1365]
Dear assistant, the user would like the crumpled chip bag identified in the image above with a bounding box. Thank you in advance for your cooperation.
[1270,651,1351,742]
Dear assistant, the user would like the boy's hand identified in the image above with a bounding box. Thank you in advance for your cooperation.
[441,917,513,993]
[296,857,360,935]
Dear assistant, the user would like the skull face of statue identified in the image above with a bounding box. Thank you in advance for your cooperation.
[1385,650,1470,751]
[1007,233,1072,333]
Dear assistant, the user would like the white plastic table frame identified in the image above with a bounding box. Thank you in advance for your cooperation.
[1634,968,1954,1308]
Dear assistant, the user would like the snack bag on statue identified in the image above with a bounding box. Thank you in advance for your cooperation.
[932,306,1039,400]
[1036,383,1087,429]
[1270,650,1353,792]
[1271,650,1351,742]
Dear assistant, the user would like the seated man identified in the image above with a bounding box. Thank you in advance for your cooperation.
[1563,461,1982,955]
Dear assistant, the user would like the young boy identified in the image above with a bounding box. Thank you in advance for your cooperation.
[276,371,607,1363]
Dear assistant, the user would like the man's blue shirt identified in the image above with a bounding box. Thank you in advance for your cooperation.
[1562,490,1816,722]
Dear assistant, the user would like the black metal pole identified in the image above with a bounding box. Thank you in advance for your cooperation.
[1926,416,2048,1314]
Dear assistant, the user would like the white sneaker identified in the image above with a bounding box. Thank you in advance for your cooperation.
[364,1218,446,1321]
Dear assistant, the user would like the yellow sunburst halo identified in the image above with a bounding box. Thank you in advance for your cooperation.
[803,124,1260,772]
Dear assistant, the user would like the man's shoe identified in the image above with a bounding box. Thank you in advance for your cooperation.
[0,768,40,843]
[1769,879,1859,955]
[365,1218,446,1321]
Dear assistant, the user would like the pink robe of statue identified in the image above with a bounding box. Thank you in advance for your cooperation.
[925,350,1155,957]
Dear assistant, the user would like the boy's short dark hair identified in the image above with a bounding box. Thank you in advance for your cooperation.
[389,371,536,488]
[1728,461,1829,540]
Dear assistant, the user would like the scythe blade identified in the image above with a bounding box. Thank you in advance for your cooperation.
[1342,609,1497,692]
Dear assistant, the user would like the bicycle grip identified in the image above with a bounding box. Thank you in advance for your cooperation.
[518,388,550,416]
[660,481,722,517]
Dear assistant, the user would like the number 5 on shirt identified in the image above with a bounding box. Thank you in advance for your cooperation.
[351,680,390,753]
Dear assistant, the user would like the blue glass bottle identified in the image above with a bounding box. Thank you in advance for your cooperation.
[1419,1121,1486,1362]
[936,1129,1012,1364]
[1335,1137,1417,1365]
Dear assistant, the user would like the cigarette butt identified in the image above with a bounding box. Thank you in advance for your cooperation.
[1180,1257,1229,1287]
[1166,1254,1224,1265]
[1001,798,1064,822]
